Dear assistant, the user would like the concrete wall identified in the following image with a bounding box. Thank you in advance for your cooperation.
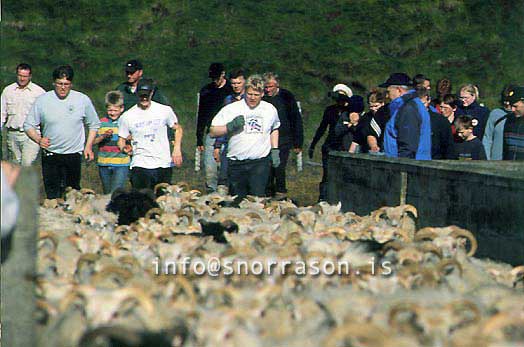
[327,153,524,265]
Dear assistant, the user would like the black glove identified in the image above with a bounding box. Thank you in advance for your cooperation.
[226,116,245,135]
[308,146,314,159]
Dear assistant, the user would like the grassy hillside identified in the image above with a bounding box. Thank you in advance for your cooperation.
[1,0,523,203]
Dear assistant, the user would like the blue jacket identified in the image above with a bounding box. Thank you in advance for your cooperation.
[384,91,431,160]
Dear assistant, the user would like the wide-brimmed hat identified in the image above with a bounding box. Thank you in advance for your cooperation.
[332,83,353,97]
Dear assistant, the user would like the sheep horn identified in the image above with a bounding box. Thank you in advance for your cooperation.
[176,210,194,225]
[510,265,524,287]
[117,287,156,316]
[175,181,189,191]
[450,228,478,256]
[38,231,59,250]
[419,242,443,259]
[80,188,96,196]
[372,206,389,222]
[245,211,263,222]
[145,207,164,221]
[481,312,524,336]
[401,204,418,218]
[154,182,170,194]
[437,258,464,277]
[382,240,405,253]
[91,266,133,286]
[414,228,438,242]
[388,302,422,328]
[172,276,197,307]
[445,299,480,325]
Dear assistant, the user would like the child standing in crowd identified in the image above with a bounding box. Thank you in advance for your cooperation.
[454,115,487,160]
[94,91,130,194]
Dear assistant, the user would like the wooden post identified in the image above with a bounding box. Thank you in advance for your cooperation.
[1,168,38,346]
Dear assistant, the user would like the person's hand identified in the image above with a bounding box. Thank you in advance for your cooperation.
[197,145,204,152]
[84,146,95,161]
[213,148,221,163]
[271,148,280,168]
[370,145,380,153]
[103,129,113,138]
[122,144,133,155]
[172,149,183,167]
[39,137,51,149]
[226,116,245,135]
[308,146,314,159]
[349,112,360,125]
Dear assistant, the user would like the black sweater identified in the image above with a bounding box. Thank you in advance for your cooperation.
[196,81,232,146]
[263,88,303,148]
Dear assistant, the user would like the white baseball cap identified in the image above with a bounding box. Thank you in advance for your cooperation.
[332,84,353,97]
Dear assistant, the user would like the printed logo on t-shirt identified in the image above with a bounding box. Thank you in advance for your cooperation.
[246,115,263,134]
[472,118,479,127]
[68,105,74,114]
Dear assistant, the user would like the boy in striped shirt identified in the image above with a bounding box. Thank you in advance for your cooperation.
[94,91,130,194]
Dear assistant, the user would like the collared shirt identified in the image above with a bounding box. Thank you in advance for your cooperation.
[1,81,46,130]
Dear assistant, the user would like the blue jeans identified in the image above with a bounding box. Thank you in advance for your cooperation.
[204,134,218,192]
[98,166,130,194]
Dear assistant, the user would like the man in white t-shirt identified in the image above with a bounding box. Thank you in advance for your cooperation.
[118,79,183,190]
[210,74,280,198]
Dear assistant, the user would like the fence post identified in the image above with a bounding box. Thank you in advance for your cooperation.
[1,168,39,346]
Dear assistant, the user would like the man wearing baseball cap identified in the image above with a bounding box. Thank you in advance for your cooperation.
[116,59,170,111]
[117,78,183,189]
[380,73,431,160]
[196,62,233,193]
[309,83,352,201]
[502,86,524,160]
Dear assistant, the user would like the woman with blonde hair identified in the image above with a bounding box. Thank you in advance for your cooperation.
[456,83,490,140]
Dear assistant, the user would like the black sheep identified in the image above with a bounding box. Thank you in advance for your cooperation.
[106,188,159,225]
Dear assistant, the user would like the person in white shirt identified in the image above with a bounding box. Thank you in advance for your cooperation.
[1,63,45,166]
[118,78,183,190]
[210,74,280,199]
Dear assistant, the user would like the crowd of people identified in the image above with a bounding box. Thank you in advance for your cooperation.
[1,62,523,203]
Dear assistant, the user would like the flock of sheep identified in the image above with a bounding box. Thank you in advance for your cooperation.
[34,184,524,347]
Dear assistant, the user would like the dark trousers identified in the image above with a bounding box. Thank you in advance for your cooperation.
[41,151,82,199]
[267,144,291,195]
[130,167,171,190]
[319,144,330,201]
[228,156,270,199]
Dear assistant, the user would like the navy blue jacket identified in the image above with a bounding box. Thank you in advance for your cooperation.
[456,101,490,140]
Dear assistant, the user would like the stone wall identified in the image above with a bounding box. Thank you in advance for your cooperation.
[327,153,524,265]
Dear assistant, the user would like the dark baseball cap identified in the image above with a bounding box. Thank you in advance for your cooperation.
[379,73,413,88]
[208,62,225,79]
[136,78,155,96]
[507,86,524,104]
[125,59,143,73]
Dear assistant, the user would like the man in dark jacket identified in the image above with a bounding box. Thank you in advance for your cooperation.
[116,59,170,111]
[381,73,431,160]
[503,86,524,160]
[416,87,454,159]
[263,72,304,198]
[196,63,233,192]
